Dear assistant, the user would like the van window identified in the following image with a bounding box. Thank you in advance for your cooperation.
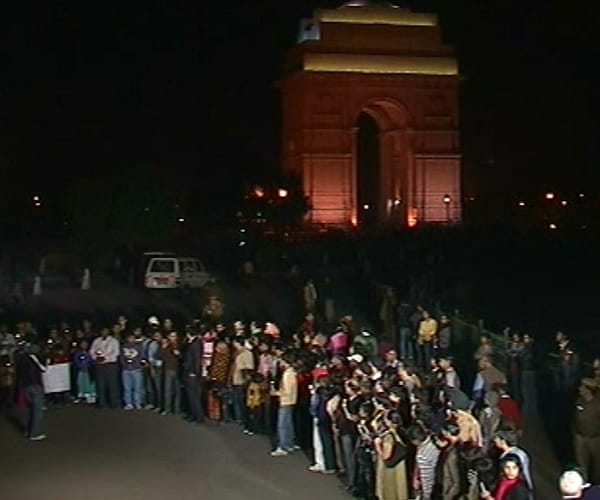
[150,260,175,273]
[180,260,197,272]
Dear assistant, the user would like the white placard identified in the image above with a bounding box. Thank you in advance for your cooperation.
[43,363,71,394]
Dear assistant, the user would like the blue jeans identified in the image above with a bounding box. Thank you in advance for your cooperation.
[231,385,246,424]
[277,405,295,450]
[398,327,414,359]
[122,369,143,407]
[25,385,44,437]
[417,341,434,371]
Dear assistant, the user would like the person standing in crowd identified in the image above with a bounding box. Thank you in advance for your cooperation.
[519,333,538,417]
[493,426,534,491]
[336,379,361,491]
[72,339,95,404]
[303,278,318,314]
[479,453,531,500]
[120,331,145,410]
[183,326,204,424]
[416,310,437,371]
[436,314,452,358]
[507,333,524,405]
[207,333,231,422]
[90,327,120,409]
[161,331,182,416]
[573,378,600,484]
[474,334,494,362]
[312,376,337,473]
[438,355,461,390]
[271,352,298,456]
[396,302,414,360]
[230,336,254,426]
[145,329,163,411]
[472,355,507,404]
[435,423,462,500]
[375,409,409,500]
[408,424,440,500]
[16,343,47,440]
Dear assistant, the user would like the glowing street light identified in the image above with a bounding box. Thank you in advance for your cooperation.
[278,188,288,198]
[561,200,568,206]
[549,223,558,230]
[177,218,185,223]
[443,194,451,222]
[518,201,526,207]
[545,192,555,200]
[363,203,370,210]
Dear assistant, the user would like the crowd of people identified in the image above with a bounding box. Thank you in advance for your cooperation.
[1,303,600,499]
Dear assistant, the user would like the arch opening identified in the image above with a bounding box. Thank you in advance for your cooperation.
[355,99,410,228]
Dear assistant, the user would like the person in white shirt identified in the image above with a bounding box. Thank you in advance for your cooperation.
[90,328,120,409]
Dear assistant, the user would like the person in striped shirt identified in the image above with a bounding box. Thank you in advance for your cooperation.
[408,424,441,500]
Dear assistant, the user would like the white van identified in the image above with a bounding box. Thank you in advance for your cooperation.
[144,255,211,289]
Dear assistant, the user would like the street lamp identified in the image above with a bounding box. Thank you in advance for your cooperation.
[443,194,451,222]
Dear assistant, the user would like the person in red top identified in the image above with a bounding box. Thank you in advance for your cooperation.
[494,383,523,432]
[480,453,530,500]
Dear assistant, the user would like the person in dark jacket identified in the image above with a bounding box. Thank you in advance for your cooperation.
[16,343,47,440]
[183,327,204,424]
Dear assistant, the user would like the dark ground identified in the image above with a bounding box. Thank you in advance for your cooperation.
[0,405,348,500]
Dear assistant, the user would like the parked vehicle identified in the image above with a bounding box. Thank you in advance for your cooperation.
[143,253,211,289]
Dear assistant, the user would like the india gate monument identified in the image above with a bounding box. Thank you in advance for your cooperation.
[280,1,461,228]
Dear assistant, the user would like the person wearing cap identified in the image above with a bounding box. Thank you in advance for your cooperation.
[559,467,600,499]
[145,329,163,411]
[573,378,600,484]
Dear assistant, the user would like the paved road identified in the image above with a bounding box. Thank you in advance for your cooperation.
[0,406,348,500]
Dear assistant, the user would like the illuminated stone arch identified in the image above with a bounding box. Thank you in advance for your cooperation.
[280,2,462,227]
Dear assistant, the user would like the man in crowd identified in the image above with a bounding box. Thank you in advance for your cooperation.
[90,327,120,409]
[573,378,600,484]
[16,342,47,440]
[183,326,204,424]
[271,352,298,456]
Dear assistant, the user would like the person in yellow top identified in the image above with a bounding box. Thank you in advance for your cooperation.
[270,353,298,456]
[417,310,438,371]
[244,373,266,436]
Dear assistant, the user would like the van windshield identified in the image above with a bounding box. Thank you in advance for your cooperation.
[150,260,175,273]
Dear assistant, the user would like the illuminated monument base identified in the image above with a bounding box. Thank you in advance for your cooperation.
[280,2,462,228]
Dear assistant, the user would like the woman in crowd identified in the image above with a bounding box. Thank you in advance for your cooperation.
[480,454,531,500]
[375,409,409,499]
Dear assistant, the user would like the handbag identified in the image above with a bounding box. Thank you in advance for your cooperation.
[383,432,407,468]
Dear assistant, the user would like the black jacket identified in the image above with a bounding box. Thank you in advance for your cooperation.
[183,338,203,376]
[16,352,46,388]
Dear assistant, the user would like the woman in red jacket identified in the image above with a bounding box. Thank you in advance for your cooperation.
[480,454,531,500]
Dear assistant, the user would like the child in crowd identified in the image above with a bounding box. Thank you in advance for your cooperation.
[73,340,96,404]
[244,372,266,435]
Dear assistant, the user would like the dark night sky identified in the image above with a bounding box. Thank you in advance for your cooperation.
[2,0,599,205]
